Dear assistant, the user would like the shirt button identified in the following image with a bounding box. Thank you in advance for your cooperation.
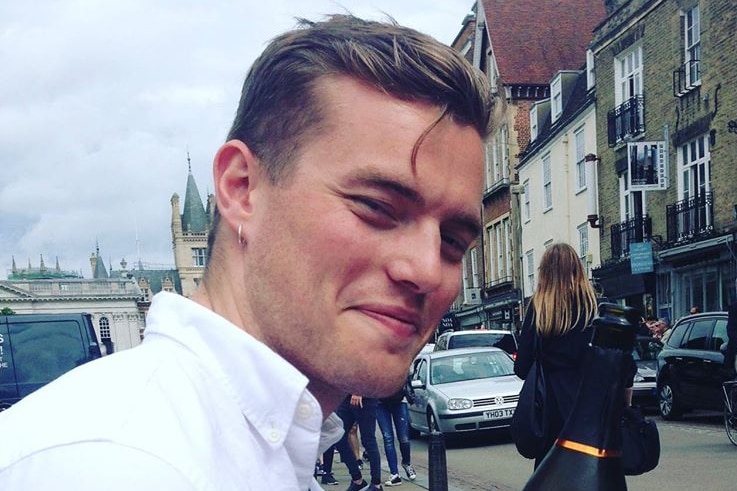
[297,403,313,420]
[268,430,281,443]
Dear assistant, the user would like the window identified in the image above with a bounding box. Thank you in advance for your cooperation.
[99,316,111,341]
[542,154,552,211]
[679,134,711,201]
[684,6,701,86]
[614,45,643,105]
[530,105,538,142]
[489,217,511,284]
[551,76,562,121]
[470,247,479,288]
[574,128,586,191]
[490,126,509,185]
[578,223,590,275]
[522,181,531,222]
[586,49,595,90]
[525,250,535,295]
[619,170,645,222]
[192,248,207,267]
[683,319,712,350]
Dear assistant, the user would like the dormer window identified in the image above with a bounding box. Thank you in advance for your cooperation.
[551,76,562,122]
[530,105,538,142]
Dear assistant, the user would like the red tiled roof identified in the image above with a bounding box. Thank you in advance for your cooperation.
[481,0,606,85]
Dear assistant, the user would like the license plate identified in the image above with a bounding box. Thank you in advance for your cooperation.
[483,408,515,420]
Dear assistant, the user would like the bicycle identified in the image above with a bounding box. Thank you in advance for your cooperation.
[722,380,737,446]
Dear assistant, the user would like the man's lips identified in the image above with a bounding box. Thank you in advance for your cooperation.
[354,304,421,338]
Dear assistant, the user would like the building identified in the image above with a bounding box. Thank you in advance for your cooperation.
[590,0,737,321]
[170,154,214,297]
[0,254,144,354]
[449,0,606,330]
[517,68,602,300]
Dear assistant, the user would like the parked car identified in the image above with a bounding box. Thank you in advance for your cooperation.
[407,347,523,435]
[632,336,662,407]
[0,313,102,410]
[656,311,731,420]
[433,329,518,359]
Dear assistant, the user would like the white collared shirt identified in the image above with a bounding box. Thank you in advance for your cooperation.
[0,292,333,490]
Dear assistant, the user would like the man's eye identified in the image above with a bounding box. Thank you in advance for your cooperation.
[441,234,470,262]
[352,197,398,224]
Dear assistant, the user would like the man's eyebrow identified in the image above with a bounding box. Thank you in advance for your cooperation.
[347,169,482,237]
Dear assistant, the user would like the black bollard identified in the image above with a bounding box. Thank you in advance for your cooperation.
[428,430,448,491]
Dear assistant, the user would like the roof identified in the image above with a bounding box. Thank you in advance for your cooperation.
[480,0,606,85]
[181,170,208,234]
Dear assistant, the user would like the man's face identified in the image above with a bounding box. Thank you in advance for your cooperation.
[243,76,484,400]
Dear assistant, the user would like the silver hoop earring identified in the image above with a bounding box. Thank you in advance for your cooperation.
[238,224,245,246]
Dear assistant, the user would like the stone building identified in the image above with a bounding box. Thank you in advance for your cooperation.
[0,255,144,354]
[170,155,214,297]
[590,0,737,321]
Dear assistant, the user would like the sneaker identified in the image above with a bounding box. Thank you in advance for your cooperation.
[345,479,369,491]
[384,474,402,486]
[321,473,339,486]
[402,464,416,481]
[314,461,325,477]
[371,485,383,491]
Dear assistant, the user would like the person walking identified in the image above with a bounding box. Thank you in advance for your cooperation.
[335,395,384,491]
[377,387,417,486]
[0,14,496,491]
[513,243,599,469]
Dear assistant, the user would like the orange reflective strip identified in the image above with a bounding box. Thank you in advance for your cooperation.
[556,439,622,458]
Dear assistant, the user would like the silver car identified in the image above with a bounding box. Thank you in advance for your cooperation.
[407,347,523,435]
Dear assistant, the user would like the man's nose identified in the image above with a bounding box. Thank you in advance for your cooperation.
[386,224,443,294]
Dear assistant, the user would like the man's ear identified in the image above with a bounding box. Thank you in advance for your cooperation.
[212,140,263,233]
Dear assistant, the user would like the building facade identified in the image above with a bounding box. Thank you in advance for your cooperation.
[449,0,606,331]
[517,69,602,300]
[590,0,737,321]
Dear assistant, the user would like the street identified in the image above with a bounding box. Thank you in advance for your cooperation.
[405,410,736,490]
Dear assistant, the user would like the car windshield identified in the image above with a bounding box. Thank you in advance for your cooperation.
[430,351,514,384]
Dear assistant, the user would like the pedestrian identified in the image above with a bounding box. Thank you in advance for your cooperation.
[334,395,383,491]
[319,444,340,486]
[690,305,701,314]
[513,243,600,469]
[377,386,417,486]
[0,14,497,490]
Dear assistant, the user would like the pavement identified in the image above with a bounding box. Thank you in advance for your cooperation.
[322,457,465,491]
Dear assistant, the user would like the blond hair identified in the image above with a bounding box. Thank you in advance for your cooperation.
[531,243,598,337]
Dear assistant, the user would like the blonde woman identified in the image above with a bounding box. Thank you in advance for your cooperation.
[513,242,598,468]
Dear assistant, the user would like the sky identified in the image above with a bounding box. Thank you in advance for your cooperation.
[0,0,475,278]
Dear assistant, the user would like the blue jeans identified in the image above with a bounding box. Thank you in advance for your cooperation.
[376,400,411,475]
[335,397,382,486]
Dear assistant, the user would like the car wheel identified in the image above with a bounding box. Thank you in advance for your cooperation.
[658,380,683,420]
[427,409,441,434]
[408,422,421,439]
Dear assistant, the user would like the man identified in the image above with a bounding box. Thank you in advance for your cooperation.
[0,14,495,490]
[334,395,383,491]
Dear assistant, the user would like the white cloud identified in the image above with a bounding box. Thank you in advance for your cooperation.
[0,0,473,276]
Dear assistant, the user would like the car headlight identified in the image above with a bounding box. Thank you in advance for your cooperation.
[447,398,473,410]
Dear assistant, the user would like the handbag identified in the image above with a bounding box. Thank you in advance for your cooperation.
[621,405,660,475]
[511,330,548,459]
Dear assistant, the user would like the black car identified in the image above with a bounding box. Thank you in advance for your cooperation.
[656,311,731,420]
[0,313,103,410]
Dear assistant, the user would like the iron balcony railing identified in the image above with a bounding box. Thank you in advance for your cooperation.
[673,59,701,97]
[610,215,652,259]
[607,95,645,146]
[666,191,714,244]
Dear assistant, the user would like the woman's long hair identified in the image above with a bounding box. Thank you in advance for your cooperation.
[531,243,598,337]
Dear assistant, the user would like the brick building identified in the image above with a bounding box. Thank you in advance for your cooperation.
[591,0,737,321]
[449,0,606,331]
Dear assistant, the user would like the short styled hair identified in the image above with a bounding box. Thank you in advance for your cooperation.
[207,14,496,257]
